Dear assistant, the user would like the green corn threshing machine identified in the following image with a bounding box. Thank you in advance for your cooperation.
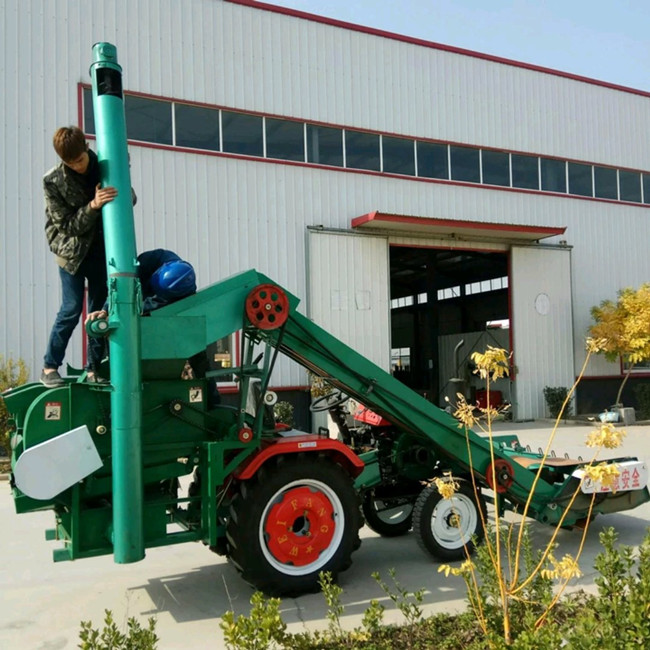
[4,44,649,596]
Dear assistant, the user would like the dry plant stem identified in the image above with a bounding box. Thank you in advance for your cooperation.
[510,350,593,588]
[452,429,489,633]
[534,492,598,629]
[465,569,489,635]
[465,425,498,571]
[462,401,505,638]
[506,519,516,585]
[484,382,511,644]
[511,447,602,596]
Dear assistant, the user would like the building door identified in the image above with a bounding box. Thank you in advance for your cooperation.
[510,245,574,420]
[307,230,391,370]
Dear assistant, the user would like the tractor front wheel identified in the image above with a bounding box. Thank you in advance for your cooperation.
[227,453,361,596]
[412,479,486,561]
[362,488,415,537]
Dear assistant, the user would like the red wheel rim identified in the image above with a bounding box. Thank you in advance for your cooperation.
[265,486,336,566]
[238,426,253,443]
[245,284,289,330]
[485,459,514,493]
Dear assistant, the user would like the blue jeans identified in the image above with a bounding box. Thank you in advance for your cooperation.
[43,254,107,372]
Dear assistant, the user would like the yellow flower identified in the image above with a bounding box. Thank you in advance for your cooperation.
[454,395,479,428]
[433,473,460,499]
[541,554,582,581]
[582,463,621,492]
[585,337,608,353]
[471,346,510,381]
[438,560,475,577]
[438,564,453,577]
[585,423,626,449]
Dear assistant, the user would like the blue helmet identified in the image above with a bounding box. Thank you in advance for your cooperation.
[150,260,196,300]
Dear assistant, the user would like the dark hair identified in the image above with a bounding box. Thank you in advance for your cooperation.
[53,126,87,162]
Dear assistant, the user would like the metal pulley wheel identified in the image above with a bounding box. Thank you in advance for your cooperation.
[263,391,278,406]
[238,426,254,443]
[245,284,289,330]
[484,459,514,493]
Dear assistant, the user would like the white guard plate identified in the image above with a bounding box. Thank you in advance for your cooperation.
[574,460,648,494]
[13,425,103,500]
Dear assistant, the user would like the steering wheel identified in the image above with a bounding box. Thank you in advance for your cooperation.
[309,390,350,412]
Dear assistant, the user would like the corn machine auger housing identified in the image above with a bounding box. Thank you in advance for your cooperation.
[3,43,649,596]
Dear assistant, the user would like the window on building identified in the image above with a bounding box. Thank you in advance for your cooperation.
[465,276,508,295]
[125,95,172,145]
[619,170,642,203]
[450,145,480,183]
[568,162,593,197]
[437,286,461,300]
[206,335,236,385]
[345,130,380,171]
[594,166,618,200]
[266,117,305,162]
[417,142,448,179]
[623,358,650,373]
[79,85,650,209]
[174,103,220,151]
[482,150,510,186]
[382,135,415,175]
[541,158,566,192]
[222,110,263,157]
[306,124,343,166]
[83,87,95,135]
[390,296,414,309]
[391,348,411,373]
[511,154,539,190]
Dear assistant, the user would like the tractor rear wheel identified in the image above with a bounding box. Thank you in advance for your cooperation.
[227,453,361,596]
[412,479,486,561]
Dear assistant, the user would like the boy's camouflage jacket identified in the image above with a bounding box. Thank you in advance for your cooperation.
[43,150,136,274]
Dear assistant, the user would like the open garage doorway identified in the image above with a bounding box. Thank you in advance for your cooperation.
[389,246,511,409]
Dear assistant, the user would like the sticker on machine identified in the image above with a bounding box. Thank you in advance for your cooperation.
[189,387,203,403]
[575,460,648,494]
[45,402,62,421]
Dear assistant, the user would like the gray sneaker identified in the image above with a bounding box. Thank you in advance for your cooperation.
[40,369,65,388]
[86,373,110,385]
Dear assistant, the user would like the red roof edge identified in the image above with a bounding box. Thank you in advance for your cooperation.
[352,212,567,237]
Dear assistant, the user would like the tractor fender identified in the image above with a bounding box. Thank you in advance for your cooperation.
[235,434,365,480]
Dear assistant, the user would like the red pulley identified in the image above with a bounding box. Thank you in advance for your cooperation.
[485,459,514,493]
[245,284,289,330]
[238,427,254,443]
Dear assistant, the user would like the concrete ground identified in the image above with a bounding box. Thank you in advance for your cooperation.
[1,419,649,649]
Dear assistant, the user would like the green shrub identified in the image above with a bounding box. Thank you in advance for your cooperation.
[221,591,287,650]
[0,355,29,457]
[543,385,572,419]
[273,401,294,427]
[78,610,158,649]
[633,383,650,419]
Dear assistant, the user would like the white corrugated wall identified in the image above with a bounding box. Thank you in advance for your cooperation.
[307,230,390,370]
[510,246,574,419]
[2,0,650,396]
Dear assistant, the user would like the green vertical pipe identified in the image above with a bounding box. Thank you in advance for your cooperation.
[90,42,144,563]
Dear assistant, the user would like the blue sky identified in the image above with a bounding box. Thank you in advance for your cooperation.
[268,0,650,92]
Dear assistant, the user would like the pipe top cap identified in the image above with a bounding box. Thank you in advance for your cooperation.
[92,42,118,64]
